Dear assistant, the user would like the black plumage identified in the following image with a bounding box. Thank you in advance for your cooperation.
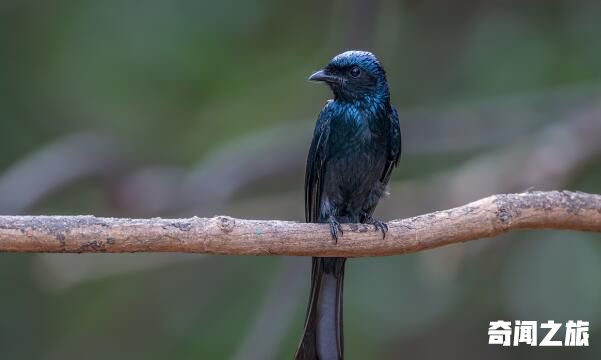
[295,51,401,360]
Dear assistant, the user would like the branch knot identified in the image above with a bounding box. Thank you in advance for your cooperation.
[215,216,235,233]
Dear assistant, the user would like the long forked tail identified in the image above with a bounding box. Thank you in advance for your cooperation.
[295,257,346,360]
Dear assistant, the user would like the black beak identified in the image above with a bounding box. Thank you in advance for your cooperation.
[308,69,339,84]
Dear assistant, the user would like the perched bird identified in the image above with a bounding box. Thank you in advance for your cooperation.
[295,51,401,360]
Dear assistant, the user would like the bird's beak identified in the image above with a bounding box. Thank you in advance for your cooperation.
[308,69,338,84]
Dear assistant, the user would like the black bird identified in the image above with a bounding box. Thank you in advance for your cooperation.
[295,51,401,360]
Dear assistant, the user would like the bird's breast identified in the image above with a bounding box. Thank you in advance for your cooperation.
[329,108,387,152]
[323,110,388,200]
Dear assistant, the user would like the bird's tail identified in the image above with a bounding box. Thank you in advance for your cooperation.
[295,257,346,360]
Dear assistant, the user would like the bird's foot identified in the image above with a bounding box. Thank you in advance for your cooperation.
[364,215,388,239]
[328,216,343,243]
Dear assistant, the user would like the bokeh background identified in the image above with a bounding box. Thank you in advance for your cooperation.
[1,0,600,359]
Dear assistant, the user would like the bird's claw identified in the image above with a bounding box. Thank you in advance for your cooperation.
[365,216,388,239]
[328,217,343,243]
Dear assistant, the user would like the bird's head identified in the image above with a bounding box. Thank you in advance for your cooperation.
[308,50,389,103]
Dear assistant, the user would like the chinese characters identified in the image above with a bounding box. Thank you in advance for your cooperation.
[488,320,589,347]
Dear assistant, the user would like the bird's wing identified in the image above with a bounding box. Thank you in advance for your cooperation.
[380,107,402,185]
[304,102,332,223]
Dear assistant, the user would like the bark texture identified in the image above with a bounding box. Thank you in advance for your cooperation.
[0,191,599,257]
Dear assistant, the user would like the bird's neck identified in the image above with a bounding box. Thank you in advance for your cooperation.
[333,93,390,118]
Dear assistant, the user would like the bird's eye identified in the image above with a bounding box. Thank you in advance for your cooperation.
[349,66,361,78]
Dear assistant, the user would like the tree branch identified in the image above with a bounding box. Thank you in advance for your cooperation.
[0,191,599,256]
